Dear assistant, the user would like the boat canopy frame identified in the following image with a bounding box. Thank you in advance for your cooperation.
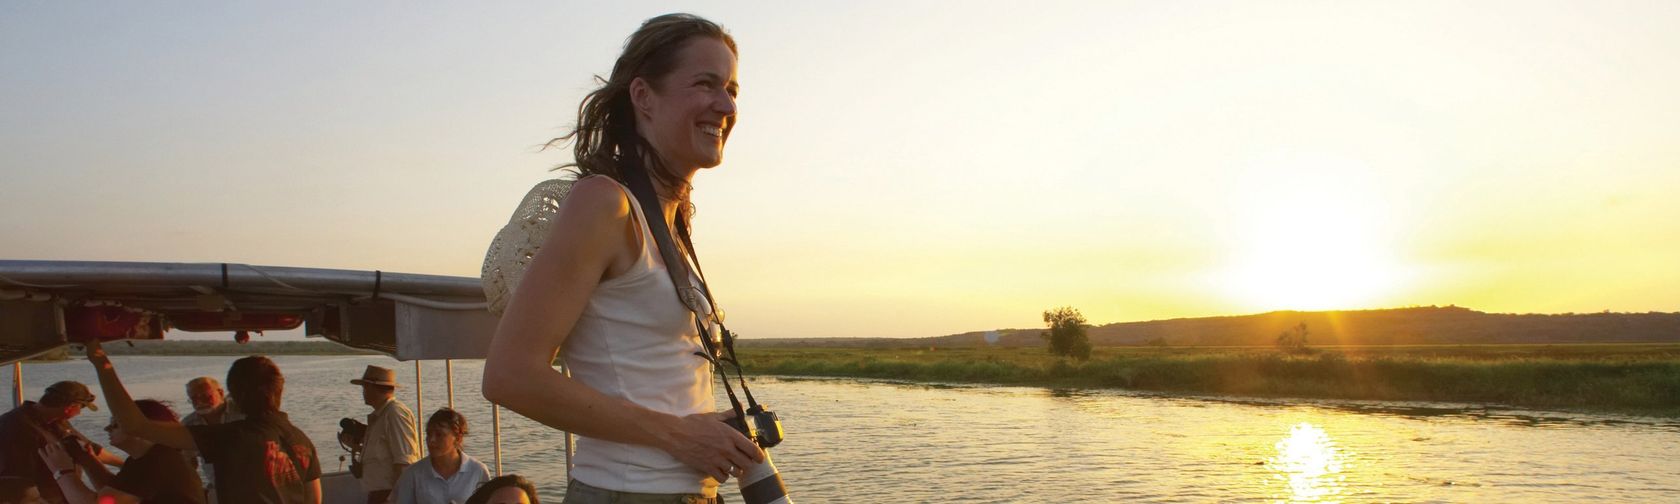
[0,259,573,479]
[0,260,499,363]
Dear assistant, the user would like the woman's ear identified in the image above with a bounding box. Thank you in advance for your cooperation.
[629,76,654,119]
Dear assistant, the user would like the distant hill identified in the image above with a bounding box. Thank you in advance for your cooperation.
[740,306,1680,348]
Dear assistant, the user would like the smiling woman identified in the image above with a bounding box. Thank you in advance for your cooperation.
[1216,155,1411,311]
[481,13,771,504]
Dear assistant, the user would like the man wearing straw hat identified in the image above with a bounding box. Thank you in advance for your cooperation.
[345,366,419,504]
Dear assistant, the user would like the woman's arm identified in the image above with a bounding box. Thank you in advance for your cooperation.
[95,449,125,467]
[482,177,761,481]
[83,341,197,451]
[40,442,138,504]
[38,442,97,504]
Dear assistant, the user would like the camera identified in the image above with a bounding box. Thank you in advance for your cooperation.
[745,406,783,448]
[339,418,367,478]
[724,405,782,449]
[725,405,790,503]
[339,418,367,446]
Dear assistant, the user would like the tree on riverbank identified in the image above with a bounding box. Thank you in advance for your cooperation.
[1042,306,1092,360]
[1276,322,1311,354]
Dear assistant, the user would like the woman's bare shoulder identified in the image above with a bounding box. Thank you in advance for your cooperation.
[533,175,639,280]
[561,175,632,224]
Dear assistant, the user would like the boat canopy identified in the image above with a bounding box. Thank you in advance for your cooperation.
[0,260,500,364]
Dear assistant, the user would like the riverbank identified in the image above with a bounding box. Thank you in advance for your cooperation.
[736,344,1680,417]
[29,341,1679,417]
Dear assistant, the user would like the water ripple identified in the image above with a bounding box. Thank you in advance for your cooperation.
[7,358,1678,502]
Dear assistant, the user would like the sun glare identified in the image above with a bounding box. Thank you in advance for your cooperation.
[1268,422,1347,501]
[1216,155,1409,311]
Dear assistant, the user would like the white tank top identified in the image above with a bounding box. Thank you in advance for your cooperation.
[563,176,718,495]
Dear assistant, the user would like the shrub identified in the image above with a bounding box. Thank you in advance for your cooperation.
[1042,306,1093,361]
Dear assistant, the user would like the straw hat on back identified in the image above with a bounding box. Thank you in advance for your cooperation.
[482,179,574,315]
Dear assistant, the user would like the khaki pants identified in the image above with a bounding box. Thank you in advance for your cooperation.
[563,479,717,504]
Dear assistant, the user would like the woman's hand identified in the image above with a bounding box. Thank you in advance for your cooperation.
[84,340,112,370]
[38,441,77,473]
[659,411,764,482]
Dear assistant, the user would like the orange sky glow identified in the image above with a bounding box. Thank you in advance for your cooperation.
[3,2,1677,338]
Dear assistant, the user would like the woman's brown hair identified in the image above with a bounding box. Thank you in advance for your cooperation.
[548,13,736,208]
[426,407,469,447]
[465,474,540,504]
[226,355,284,417]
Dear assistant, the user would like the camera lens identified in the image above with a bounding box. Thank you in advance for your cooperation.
[735,451,791,504]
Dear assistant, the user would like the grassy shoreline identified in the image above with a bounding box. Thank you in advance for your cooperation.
[37,341,1680,417]
[737,344,1680,418]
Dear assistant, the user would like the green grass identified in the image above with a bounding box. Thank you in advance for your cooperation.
[37,340,1679,416]
[735,344,1680,417]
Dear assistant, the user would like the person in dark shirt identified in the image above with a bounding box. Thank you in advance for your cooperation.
[81,341,321,504]
[0,381,123,504]
[38,399,204,504]
[0,475,44,504]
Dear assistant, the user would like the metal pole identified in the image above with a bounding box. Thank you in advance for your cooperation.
[492,405,503,476]
[445,359,454,410]
[563,365,573,473]
[11,362,21,408]
[414,360,424,448]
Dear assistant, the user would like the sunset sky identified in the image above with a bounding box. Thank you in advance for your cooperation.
[4,1,1677,339]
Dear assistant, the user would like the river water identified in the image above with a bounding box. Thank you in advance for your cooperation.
[6,355,1678,502]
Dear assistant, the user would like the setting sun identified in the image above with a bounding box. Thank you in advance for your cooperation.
[1215,154,1410,311]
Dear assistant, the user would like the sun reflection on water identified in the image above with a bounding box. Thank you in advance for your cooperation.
[1268,422,1347,502]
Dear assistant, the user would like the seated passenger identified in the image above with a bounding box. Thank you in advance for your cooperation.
[0,475,43,504]
[464,475,538,504]
[37,399,204,504]
[81,341,321,504]
[392,409,490,504]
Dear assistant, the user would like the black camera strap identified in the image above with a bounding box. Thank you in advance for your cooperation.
[620,158,761,425]
[673,220,764,406]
